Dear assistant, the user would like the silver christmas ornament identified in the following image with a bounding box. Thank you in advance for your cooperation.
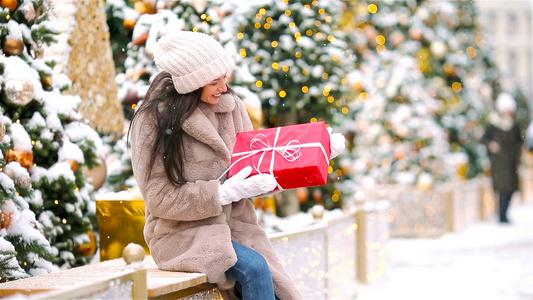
[3,79,34,106]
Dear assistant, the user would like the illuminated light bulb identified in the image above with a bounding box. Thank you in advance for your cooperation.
[376,35,386,45]
[319,8,325,14]
[368,4,378,13]
[264,23,271,29]
[342,107,349,114]
[259,8,266,14]
[282,66,289,72]
[256,80,263,87]
[279,90,287,98]
[266,17,273,23]
[271,41,278,47]
[254,22,261,29]
[315,20,321,26]
[325,16,332,23]
[310,117,318,122]
[285,10,291,16]
[322,73,329,79]
[377,45,387,53]
[295,52,302,58]
[239,48,247,57]
[466,46,477,58]
[201,14,207,19]
[306,29,313,36]
[289,22,296,28]
[327,96,334,103]
[452,82,462,93]
[359,92,369,102]
[302,86,309,93]
[328,35,337,43]
[272,62,280,69]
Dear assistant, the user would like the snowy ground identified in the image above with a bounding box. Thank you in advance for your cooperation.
[356,200,533,300]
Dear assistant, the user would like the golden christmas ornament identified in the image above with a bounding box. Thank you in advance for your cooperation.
[122,243,146,264]
[3,79,34,106]
[134,0,156,14]
[3,39,24,56]
[0,0,17,12]
[0,211,13,230]
[132,32,149,46]
[77,230,97,256]
[68,160,80,173]
[6,149,33,170]
[123,19,136,31]
[82,157,107,191]
[41,75,53,89]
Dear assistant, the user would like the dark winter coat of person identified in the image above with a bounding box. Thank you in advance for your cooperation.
[481,92,523,223]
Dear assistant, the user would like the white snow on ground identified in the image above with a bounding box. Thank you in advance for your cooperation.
[357,200,533,300]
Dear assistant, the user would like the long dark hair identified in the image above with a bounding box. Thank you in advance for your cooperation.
[129,71,202,185]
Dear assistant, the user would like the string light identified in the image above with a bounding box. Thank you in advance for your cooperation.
[302,86,309,93]
[466,46,477,58]
[452,82,462,93]
[368,4,378,13]
[237,32,244,39]
[256,80,263,87]
[279,90,287,98]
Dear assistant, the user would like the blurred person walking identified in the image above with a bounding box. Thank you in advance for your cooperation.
[482,93,523,223]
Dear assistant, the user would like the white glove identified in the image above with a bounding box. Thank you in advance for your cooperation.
[327,127,345,159]
[218,166,278,206]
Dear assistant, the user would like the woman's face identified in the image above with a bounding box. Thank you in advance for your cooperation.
[201,75,227,105]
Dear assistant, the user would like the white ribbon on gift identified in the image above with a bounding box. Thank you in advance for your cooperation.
[217,127,329,191]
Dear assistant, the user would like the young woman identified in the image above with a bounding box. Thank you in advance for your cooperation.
[129,31,343,299]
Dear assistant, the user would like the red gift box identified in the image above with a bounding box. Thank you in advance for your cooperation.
[228,121,331,190]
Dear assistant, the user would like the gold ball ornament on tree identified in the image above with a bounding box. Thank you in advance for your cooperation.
[123,19,136,31]
[0,211,13,230]
[82,157,107,191]
[77,230,98,256]
[0,0,17,12]
[6,149,33,170]
[41,75,53,89]
[2,79,35,106]
[134,0,156,14]
[3,39,24,56]
[122,243,146,264]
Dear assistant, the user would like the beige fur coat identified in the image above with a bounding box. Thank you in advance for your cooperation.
[130,93,302,299]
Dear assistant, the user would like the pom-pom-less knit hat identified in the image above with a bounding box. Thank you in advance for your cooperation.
[152,31,235,94]
[495,92,516,113]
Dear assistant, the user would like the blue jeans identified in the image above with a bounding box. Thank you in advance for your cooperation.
[225,241,277,300]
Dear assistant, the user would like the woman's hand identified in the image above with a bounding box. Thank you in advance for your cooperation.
[218,166,277,205]
[327,127,346,159]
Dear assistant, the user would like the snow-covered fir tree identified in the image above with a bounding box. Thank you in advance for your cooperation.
[230,0,356,211]
[0,110,58,282]
[340,50,458,193]
[344,0,529,181]
[0,0,103,273]
[232,0,355,127]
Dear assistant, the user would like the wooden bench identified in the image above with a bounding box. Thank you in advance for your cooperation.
[0,256,219,299]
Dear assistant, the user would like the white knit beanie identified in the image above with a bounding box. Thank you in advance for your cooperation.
[152,31,235,94]
[495,92,516,113]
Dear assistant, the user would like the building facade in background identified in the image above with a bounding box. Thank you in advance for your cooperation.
[476,0,533,106]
